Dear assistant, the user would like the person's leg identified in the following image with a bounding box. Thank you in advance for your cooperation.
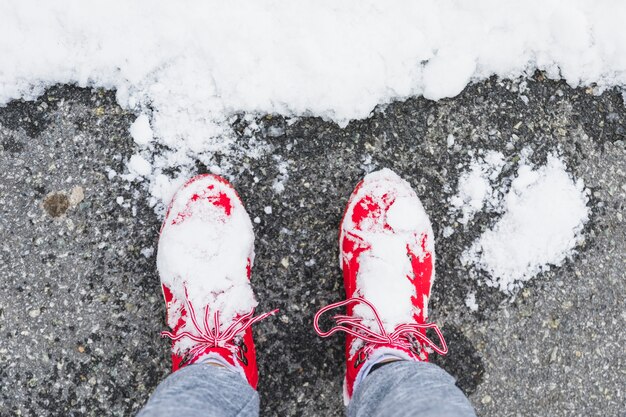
[137,364,259,417]
[347,361,476,417]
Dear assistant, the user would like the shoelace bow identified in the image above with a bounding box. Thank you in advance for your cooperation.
[314,297,448,358]
[161,289,278,359]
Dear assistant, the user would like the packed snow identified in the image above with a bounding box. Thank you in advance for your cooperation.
[461,154,589,293]
[1,0,625,212]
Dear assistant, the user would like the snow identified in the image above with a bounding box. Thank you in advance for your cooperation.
[1,1,625,213]
[271,156,290,194]
[343,169,434,332]
[128,154,152,177]
[129,114,153,146]
[449,151,505,225]
[462,154,589,293]
[106,168,117,180]
[450,150,589,293]
[465,292,479,312]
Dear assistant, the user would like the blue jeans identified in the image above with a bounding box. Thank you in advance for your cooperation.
[137,361,476,417]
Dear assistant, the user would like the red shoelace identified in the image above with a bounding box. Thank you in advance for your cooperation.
[314,297,448,358]
[161,289,278,359]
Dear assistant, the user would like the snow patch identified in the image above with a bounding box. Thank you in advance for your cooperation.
[449,151,505,225]
[462,154,589,293]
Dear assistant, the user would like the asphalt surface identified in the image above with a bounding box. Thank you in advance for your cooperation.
[0,75,624,416]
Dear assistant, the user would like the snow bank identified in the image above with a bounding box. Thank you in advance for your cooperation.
[461,154,589,293]
[1,1,625,210]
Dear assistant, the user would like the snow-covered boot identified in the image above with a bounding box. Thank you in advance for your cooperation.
[158,174,276,389]
[314,168,447,404]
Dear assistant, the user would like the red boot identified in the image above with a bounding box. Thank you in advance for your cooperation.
[157,174,276,389]
[314,169,447,404]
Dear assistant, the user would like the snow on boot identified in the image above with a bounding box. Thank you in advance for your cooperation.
[314,168,447,404]
[157,174,276,389]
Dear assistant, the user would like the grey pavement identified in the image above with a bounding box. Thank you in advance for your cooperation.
[0,76,624,416]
